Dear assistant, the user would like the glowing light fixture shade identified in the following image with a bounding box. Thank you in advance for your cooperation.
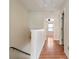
[51,18,54,21]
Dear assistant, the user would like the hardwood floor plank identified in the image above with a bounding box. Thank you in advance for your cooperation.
[39,37,67,59]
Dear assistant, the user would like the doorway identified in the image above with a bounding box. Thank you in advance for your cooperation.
[47,18,54,38]
[61,12,64,45]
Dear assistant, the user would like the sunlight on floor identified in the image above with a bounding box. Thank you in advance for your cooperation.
[47,37,54,48]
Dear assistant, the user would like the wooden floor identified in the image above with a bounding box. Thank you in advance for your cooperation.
[39,37,67,59]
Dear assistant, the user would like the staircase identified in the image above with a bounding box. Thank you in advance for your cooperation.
[10,47,31,59]
[10,29,45,59]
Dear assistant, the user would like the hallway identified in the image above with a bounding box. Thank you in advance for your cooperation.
[39,37,67,59]
[10,0,69,59]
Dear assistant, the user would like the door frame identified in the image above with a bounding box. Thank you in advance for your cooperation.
[61,12,64,45]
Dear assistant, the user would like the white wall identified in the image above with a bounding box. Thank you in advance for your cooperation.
[64,1,69,58]
[28,12,44,29]
[10,0,31,53]
[53,11,62,40]
[31,29,45,59]
[28,11,61,40]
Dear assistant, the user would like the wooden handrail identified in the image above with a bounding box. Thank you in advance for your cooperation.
[10,47,31,56]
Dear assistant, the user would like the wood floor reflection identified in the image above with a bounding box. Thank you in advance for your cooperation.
[39,37,67,59]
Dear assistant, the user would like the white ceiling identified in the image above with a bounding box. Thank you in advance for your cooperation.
[19,0,67,12]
